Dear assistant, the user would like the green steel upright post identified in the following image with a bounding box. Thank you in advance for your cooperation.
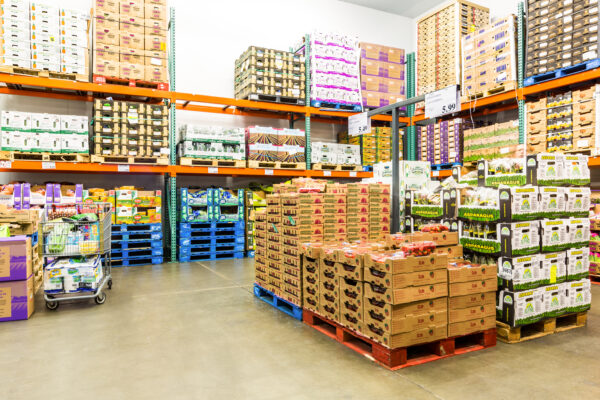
[407,52,416,160]
[168,6,177,262]
[304,34,311,170]
[517,2,526,145]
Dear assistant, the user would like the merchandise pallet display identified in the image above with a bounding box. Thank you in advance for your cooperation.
[415,119,465,167]
[590,218,600,283]
[359,42,406,109]
[338,128,400,167]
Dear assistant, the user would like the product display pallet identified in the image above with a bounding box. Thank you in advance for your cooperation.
[92,75,169,91]
[179,250,245,262]
[303,309,496,370]
[112,230,163,242]
[111,239,163,250]
[112,223,162,233]
[461,81,517,102]
[247,160,305,170]
[524,59,600,87]
[310,100,362,112]
[112,255,164,267]
[179,242,245,255]
[179,227,245,238]
[90,155,170,166]
[0,65,89,82]
[179,157,246,167]
[253,283,303,321]
[431,162,461,171]
[179,235,244,245]
[0,151,90,163]
[496,312,588,344]
[311,163,362,172]
[240,92,306,106]
[111,247,164,259]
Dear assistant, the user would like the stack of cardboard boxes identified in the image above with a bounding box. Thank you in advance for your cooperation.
[368,184,390,241]
[416,119,465,165]
[310,142,361,166]
[93,0,168,84]
[323,188,347,243]
[92,99,169,159]
[114,187,161,224]
[0,2,89,76]
[338,128,402,167]
[254,207,268,287]
[0,235,36,322]
[463,120,521,163]
[347,183,370,241]
[178,125,246,162]
[246,126,305,166]
[527,85,598,154]
[359,42,406,109]
[265,194,283,298]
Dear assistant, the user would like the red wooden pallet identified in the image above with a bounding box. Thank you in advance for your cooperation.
[589,274,600,285]
[303,309,496,370]
[93,75,169,91]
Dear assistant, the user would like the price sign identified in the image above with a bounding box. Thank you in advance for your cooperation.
[0,161,12,169]
[349,171,357,177]
[323,170,332,177]
[264,169,274,175]
[118,165,130,172]
[208,167,219,174]
[42,161,56,169]
[425,85,459,119]
[432,170,440,177]
[348,112,371,136]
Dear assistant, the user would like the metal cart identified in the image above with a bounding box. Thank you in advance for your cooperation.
[41,203,112,310]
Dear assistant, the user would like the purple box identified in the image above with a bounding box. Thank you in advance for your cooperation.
[0,236,31,282]
[12,184,22,210]
[0,275,34,322]
[53,183,83,204]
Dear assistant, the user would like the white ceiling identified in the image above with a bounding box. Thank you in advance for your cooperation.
[339,0,447,18]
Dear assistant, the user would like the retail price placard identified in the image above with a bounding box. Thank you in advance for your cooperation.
[425,85,459,118]
[348,112,371,136]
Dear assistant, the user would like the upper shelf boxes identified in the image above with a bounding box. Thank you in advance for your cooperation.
[359,43,405,109]
[417,0,489,95]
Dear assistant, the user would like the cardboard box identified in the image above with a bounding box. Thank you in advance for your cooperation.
[0,236,32,282]
[0,275,34,322]
[144,65,167,82]
[365,281,448,305]
[119,15,144,34]
[144,34,166,51]
[364,267,448,289]
[448,292,495,309]
[95,0,119,14]
[95,26,119,46]
[120,31,143,50]
[144,4,166,21]
[365,320,447,349]
[448,315,495,337]
[448,300,495,323]
[364,253,448,274]
[119,63,143,80]
[145,49,166,66]
[448,264,498,283]
[145,18,167,36]
[365,309,447,334]
[449,278,497,297]
[119,0,143,18]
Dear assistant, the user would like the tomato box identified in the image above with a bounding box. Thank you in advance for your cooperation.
[365,281,448,305]
[449,278,496,297]
[364,266,447,290]
[364,309,447,335]
[363,252,448,274]
[448,263,497,283]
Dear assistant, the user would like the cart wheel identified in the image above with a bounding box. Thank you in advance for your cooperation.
[95,292,107,305]
[46,301,59,310]
[107,279,113,290]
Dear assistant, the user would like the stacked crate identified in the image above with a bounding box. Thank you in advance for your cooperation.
[359,42,406,109]
[0,235,36,322]
[417,0,489,95]
[234,46,306,104]
[245,188,268,257]
[338,128,401,167]
[368,184,390,241]
[246,126,306,167]
[310,142,361,166]
[178,188,245,262]
[526,0,599,82]
[93,0,168,84]
[266,194,282,297]
[527,84,598,154]
[253,208,268,287]
[463,121,521,163]
[347,183,369,241]
[462,16,517,98]
[178,125,246,162]
[416,119,465,165]
[323,190,346,243]
[92,99,169,160]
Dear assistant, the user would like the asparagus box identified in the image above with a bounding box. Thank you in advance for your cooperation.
[496,288,544,327]
[565,279,592,313]
[566,247,590,281]
[499,221,541,256]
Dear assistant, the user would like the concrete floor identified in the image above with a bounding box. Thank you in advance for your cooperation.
[2,258,600,400]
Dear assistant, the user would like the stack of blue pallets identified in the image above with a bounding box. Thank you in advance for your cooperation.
[111,223,164,267]
[178,221,245,262]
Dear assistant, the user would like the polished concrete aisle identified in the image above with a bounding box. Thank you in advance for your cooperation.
[2,258,600,400]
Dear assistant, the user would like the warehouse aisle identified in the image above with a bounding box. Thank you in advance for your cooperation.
[2,259,600,400]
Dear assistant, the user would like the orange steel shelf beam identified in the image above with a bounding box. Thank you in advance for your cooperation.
[587,157,600,167]
[171,165,371,178]
[431,169,452,178]
[523,68,600,96]
[0,87,95,102]
[0,161,169,174]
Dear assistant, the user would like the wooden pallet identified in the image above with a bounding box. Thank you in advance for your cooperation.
[496,312,588,344]
[589,274,600,285]
[0,151,90,163]
[311,163,362,172]
[239,92,306,105]
[247,160,305,170]
[0,65,89,82]
[93,75,169,90]
[90,154,169,165]
[179,157,246,167]
[303,309,496,370]
[461,81,517,103]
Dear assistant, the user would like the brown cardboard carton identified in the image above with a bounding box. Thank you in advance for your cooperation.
[319,291,340,321]
[93,60,120,77]
[120,47,143,64]
[95,12,119,31]
[119,15,144,34]
[334,262,363,280]
[410,231,459,246]
[448,292,495,309]
[340,296,363,321]
[448,315,495,337]
[448,263,497,283]
[365,320,447,349]
[448,303,495,323]
[144,3,167,20]
[340,312,363,332]
[145,18,168,36]
[304,292,319,312]
[364,267,447,289]
[119,0,144,18]
[0,275,35,322]
[364,296,447,319]
[363,253,448,274]
[94,44,120,63]
[449,278,497,297]
[145,65,167,82]
[365,281,448,305]
[120,32,144,50]
[340,277,363,302]
[145,49,166,66]
[95,27,119,46]
[95,0,119,14]
[145,35,166,51]
[434,245,463,258]
[364,309,447,334]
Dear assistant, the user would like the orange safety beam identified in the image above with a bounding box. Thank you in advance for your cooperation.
[0,87,95,102]
[170,165,371,178]
[461,89,519,111]
[0,161,169,174]
[173,92,306,113]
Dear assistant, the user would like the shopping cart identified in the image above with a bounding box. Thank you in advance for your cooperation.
[41,203,112,310]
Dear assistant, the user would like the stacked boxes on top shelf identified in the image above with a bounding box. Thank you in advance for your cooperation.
[177,125,246,165]
[359,42,406,109]
[525,0,599,84]
[461,16,517,99]
[0,1,90,79]
[463,120,521,163]
[417,0,489,95]
[310,142,361,168]
[1,111,89,156]
[526,84,598,154]
[93,0,168,85]
[246,126,305,168]
[178,188,245,262]
[234,46,306,104]
[92,99,169,162]
[416,119,465,166]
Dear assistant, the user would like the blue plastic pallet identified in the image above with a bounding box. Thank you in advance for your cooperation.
[246,250,255,258]
[178,250,245,262]
[362,165,373,172]
[111,239,163,250]
[179,228,244,238]
[178,244,244,255]
[112,256,164,267]
[111,231,163,241]
[431,162,461,171]
[310,100,362,112]
[112,223,162,233]
[253,283,302,321]
[111,247,163,258]
[179,221,245,230]
[29,231,38,246]
[524,58,600,87]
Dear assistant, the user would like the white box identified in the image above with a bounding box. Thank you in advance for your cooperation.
[61,134,88,153]
[31,113,60,132]
[0,16,29,29]
[59,8,89,20]
[31,49,60,64]
[31,59,59,71]
[541,283,568,317]
[30,2,57,16]
[1,38,31,52]
[60,63,86,74]
[36,132,59,152]
[30,21,59,36]
[30,31,58,45]
[565,279,592,312]
[1,110,31,130]
[1,0,30,14]
[0,46,30,59]
[1,131,25,151]
[1,25,30,41]
[60,45,86,65]
[59,17,87,31]
[61,115,88,133]
[59,31,87,47]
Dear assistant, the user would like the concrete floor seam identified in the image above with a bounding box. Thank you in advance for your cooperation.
[394,373,447,400]
[196,261,255,295]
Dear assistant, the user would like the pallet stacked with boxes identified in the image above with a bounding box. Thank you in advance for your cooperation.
[463,120,521,163]
[338,128,401,168]
[0,1,89,80]
[417,0,489,95]
[310,142,361,170]
[246,126,305,169]
[527,85,598,154]
[359,42,406,109]
[92,99,169,163]
[177,125,246,166]
[461,16,517,99]
[93,0,168,86]
[178,188,245,262]
[525,0,600,85]
[234,46,306,105]
[415,119,465,166]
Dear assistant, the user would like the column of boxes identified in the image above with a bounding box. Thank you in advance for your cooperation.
[246,126,306,165]
[302,247,321,313]
[417,0,489,95]
[359,42,406,109]
[280,193,306,306]
[323,190,346,243]
[463,121,521,163]
[93,99,169,158]
[310,142,361,166]
[368,184,390,241]
[93,0,168,83]
[114,187,161,224]
[347,183,369,241]
[337,250,365,333]
[0,0,31,69]
[266,194,283,297]
[254,208,268,288]
[0,236,35,322]
[234,46,306,103]
[416,119,464,165]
